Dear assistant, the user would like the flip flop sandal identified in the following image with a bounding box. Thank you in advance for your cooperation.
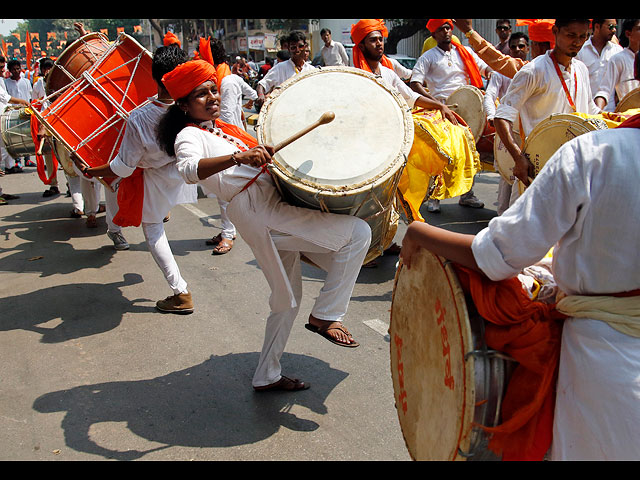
[253,376,310,392]
[305,322,360,348]
[211,239,233,255]
[206,233,237,245]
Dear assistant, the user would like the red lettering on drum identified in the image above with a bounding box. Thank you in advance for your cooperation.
[435,298,455,391]
[394,333,408,414]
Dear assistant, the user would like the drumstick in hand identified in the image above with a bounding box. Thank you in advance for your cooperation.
[272,111,335,153]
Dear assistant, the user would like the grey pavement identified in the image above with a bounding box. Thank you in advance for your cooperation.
[0,159,501,461]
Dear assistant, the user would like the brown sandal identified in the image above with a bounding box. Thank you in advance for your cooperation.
[305,322,359,348]
[211,238,233,255]
[253,376,310,392]
[206,233,236,246]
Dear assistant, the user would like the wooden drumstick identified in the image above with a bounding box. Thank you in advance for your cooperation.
[272,111,335,153]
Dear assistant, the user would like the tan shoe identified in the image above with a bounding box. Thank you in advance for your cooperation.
[156,292,194,314]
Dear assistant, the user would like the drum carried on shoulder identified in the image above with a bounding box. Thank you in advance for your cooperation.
[257,66,414,264]
[390,249,515,460]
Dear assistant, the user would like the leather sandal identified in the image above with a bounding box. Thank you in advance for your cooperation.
[305,321,360,348]
[206,233,236,246]
[211,238,234,255]
[254,376,310,392]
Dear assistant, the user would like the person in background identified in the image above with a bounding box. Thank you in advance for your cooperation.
[494,19,513,55]
[320,28,350,66]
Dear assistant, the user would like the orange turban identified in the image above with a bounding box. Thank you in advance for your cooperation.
[426,19,453,33]
[162,60,217,100]
[350,19,394,73]
[163,31,181,48]
[517,19,556,48]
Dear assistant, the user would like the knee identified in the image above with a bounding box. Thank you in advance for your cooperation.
[352,218,372,247]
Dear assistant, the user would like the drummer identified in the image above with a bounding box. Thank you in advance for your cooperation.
[255,30,315,111]
[75,45,198,313]
[410,19,492,212]
[400,110,640,460]
[493,19,600,189]
[157,59,371,391]
[594,19,640,111]
[0,73,29,203]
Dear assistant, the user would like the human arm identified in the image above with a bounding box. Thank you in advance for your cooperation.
[194,145,274,180]
[494,117,533,185]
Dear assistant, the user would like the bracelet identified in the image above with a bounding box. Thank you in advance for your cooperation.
[464,29,475,39]
[82,166,92,176]
[230,153,241,166]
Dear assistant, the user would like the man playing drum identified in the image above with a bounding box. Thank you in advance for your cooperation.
[493,19,600,189]
[399,111,640,460]
[410,19,492,212]
[157,59,371,391]
[75,45,198,314]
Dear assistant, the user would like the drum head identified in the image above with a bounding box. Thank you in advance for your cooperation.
[390,250,476,460]
[258,67,413,191]
[523,113,608,177]
[446,86,486,142]
[615,87,640,113]
[493,131,521,185]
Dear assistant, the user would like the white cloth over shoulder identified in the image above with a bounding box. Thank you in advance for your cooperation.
[108,100,198,224]
[471,127,640,460]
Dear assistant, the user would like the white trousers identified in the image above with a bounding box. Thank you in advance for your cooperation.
[142,221,188,296]
[252,218,371,387]
[218,199,236,240]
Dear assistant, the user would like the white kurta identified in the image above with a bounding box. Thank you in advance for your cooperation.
[219,74,258,129]
[108,99,198,224]
[257,58,315,95]
[3,76,31,102]
[594,48,640,111]
[471,127,640,460]
[577,37,622,111]
[410,44,491,101]
[495,51,600,137]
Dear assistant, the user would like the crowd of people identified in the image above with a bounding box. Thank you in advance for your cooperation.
[1,18,639,461]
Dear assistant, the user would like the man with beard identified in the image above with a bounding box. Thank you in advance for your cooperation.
[493,19,600,188]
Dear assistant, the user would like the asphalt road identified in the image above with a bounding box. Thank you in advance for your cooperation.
[0,154,501,461]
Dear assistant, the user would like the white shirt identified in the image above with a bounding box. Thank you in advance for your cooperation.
[577,37,622,111]
[219,74,258,130]
[321,40,349,66]
[108,99,198,224]
[388,58,412,81]
[378,65,420,108]
[594,48,640,110]
[495,51,600,136]
[410,44,491,101]
[471,127,640,460]
[32,77,46,101]
[174,121,361,313]
[3,76,32,102]
[483,71,511,121]
[0,79,12,111]
[257,59,315,94]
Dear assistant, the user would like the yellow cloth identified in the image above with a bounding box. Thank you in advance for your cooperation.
[421,35,461,54]
[398,109,480,222]
[571,109,640,128]
[556,295,640,338]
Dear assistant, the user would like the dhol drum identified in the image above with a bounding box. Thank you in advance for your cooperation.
[390,249,516,461]
[446,85,486,144]
[257,66,413,264]
[615,86,640,113]
[493,129,522,185]
[519,113,608,194]
[0,106,51,158]
[51,137,77,177]
[46,32,111,96]
[33,33,155,190]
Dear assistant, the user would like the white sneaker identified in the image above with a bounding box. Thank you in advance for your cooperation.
[458,193,484,208]
[426,199,441,213]
[107,231,130,250]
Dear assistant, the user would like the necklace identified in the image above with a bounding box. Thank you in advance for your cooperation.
[188,122,249,153]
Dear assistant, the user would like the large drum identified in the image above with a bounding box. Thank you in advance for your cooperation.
[257,66,413,264]
[51,137,77,177]
[46,32,111,96]
[615,87,640,113]
[390,249,515,461]
[519,113,608,193]
[0,106,51,158]
[33,33,155,189]
[493,129,522,185]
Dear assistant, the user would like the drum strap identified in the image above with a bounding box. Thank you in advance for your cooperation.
[550,52,577,112]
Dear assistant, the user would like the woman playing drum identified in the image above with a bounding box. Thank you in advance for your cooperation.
[156,60,371,392]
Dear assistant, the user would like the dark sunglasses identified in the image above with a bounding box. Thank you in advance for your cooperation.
[496,25,511,31]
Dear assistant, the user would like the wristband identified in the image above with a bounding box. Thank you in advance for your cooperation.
[465,29,475,39]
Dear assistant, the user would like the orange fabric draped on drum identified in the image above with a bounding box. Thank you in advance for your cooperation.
[453,265,567,461]
[28,103,59,186]
[350,19,394,72]
[426,20,483,89]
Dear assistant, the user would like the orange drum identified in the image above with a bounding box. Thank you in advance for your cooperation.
[46,32,111,96]
[34,33,154,187]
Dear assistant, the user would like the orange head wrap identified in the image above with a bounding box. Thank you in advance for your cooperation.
[350,19,394,73]
[517,19,556,48]
[197,37,231,91]
[426,19,483,88]
[162,60,217,101]
[163,31,181,48]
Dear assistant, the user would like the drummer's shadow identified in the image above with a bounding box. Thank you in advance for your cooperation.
[0,273,154,343]
[32,352,346,460]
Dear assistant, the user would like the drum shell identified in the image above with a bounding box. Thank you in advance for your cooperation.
[51,137,77,177]
[257,67,413,263]
[390,249,514,460]
[0,107,51,157]
[446,85,487,143]
[46,32,110,96]
[615,87,640,113]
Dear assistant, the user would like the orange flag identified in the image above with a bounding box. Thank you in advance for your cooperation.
[26,31,33,71]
